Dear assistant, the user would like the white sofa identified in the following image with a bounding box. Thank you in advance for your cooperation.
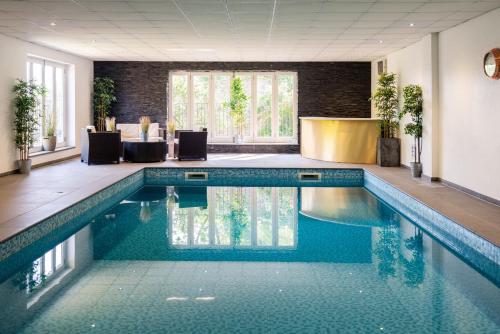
[116,123,164,141]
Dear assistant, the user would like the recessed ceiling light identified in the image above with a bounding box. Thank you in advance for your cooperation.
[50,22,56,26]
[378,40,383,44]
[409,23,415,27]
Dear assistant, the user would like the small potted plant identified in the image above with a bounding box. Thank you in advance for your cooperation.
[371,72,400,167]
[139,116,151,142]
[225,77,248,144]
[400,84,423,177]
[93,77,117,131]
[105,116,116,132]
[13,79,46,174]
[42,112,56,151]
[167,120,175,158]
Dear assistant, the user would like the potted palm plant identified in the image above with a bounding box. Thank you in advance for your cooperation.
[372,72,400,166]
[93,77,117,131]
[400,84,423,177]
[225,77,248,144]
[42,112,56,151]
[13,79,45,174]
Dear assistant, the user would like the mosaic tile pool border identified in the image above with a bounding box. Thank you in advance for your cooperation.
[144,167,364,187]
[0,170,144,262]
[364,171,500,274]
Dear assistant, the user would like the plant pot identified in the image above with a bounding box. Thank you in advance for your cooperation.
[377,138,400,167]
[18,159,32,174]
[410,162,423,178]
[233,134,243,144]
[42,136,56,151]
[168,141,174,158]
[140,132,149,142]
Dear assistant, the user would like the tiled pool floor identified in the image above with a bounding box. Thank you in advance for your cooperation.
[0,154,498,246]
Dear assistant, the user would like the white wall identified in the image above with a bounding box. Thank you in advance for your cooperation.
[371,34,439,177]
[438,8,500,201]
[372,41,425,169]
[372,8,500,201]
[0,34,93,174]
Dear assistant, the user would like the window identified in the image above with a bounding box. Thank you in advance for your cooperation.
[169,71,297,144]
[167,187,298,249]
[26,57,68,150]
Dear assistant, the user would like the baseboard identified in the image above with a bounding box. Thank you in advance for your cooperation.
[400,163,499,206]
[439,178,500,207]
[207,144,299,154]
[0,154,80,177]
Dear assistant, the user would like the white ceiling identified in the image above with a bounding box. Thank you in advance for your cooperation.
[0,0,499,62]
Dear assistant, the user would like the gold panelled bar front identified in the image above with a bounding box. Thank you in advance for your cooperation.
[300,117,379,164]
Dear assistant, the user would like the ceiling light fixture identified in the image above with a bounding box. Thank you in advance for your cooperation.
[50,22,56,26]
[378,40,383,44]
[409,23,415,27]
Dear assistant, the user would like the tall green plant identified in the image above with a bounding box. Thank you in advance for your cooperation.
[93,77,117,131]
[225,77,248,137]
[372,72,399,138]
[400,85,423,163]
[13,79,46,160]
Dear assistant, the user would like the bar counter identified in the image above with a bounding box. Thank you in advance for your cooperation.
[300,117,380,164]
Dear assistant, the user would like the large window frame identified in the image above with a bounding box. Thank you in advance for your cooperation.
[168,71,298,144]
[26,56,68,152]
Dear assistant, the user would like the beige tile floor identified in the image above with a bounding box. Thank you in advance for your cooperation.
[0,154,498,246]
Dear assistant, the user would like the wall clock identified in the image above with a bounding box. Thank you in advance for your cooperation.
[484,48,500,80]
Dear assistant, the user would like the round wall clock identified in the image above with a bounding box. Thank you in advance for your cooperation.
[484,48,500,80]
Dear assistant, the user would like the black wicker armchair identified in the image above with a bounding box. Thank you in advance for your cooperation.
[80,129,121,165]
[174,130,208,161]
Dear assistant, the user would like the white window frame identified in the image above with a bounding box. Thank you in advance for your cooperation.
[167,187,298,249]
[211,72,233,142]
[26,56,69,153]
[168,71,298,144]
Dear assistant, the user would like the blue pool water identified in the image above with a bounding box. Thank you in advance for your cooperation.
[0,184,498,333]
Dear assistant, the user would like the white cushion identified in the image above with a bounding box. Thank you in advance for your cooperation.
[148,123,159,137]
[117,123,139,138]
[117,122,161,139]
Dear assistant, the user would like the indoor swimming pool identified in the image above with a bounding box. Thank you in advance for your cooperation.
[0,168,498,333]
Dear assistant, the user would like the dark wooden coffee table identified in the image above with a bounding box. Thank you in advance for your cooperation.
[123,139,166,163]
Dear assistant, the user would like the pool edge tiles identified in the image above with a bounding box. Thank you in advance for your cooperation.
[0,166,498,276]
[364,171,500,272]
[0,170,144,262]
[144,167,364,187]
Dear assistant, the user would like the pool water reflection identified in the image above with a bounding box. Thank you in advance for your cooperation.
[0,186,498,334]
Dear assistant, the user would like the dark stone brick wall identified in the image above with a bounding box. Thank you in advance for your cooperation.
[93,61,371,152]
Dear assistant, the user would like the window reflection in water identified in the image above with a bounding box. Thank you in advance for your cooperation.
[167,186,297,249]
[12,241,68,296]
